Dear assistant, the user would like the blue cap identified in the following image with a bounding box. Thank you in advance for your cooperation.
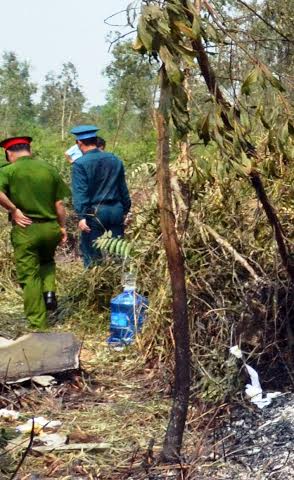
[70,125,99,141]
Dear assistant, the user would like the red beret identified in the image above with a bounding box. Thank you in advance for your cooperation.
[0,136,32,150]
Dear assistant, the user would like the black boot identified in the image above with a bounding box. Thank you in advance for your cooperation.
[43,291,58,312]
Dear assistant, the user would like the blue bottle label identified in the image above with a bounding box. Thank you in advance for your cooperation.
[111,312,129,327]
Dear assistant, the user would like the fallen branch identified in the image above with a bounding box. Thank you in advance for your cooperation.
[32,442,110,453]
[171,176,261,282]
[199,221,261,283]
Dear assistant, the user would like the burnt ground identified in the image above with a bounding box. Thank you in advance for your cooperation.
[188,393,294,480]
[0,337,294,480]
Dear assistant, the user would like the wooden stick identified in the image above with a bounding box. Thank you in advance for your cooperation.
[32,442,110,453]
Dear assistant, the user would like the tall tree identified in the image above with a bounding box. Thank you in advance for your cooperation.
[0,52,36,136]
[39,62,86,140]
[102,40,158,148]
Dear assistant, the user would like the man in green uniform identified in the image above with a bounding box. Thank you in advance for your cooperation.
[0,136,69,329]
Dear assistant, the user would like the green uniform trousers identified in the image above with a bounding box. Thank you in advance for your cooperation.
[11,221,61,329]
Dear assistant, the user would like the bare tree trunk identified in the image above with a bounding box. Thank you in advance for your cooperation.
[61,88,67,141]
[112,100,129,151]
[157,67,190,463]
[250,171,294,282]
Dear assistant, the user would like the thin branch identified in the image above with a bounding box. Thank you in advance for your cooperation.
[9,418,35,480]
[234,0,293,43]
[199,221,261,282]
[104,8,137,27]
[107,30,136,52]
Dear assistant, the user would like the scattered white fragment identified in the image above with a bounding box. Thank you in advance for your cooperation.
[245,362,281,409]
[230,345,243,359]
[0,337,13,347]
[7,377,31,384]
[0,408,20,420]
[230,345,281,409]
[38,432,67,447]
[16,417,62,433]
[7,375,56,386]
[32,375,56,387]
[234,419,245,427]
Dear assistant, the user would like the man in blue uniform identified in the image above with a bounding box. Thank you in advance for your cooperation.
[70,125,131,267]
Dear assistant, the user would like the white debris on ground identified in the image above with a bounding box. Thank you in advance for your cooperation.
[230,345,282,409]
[16,416,62,433]
[0,409,20,420]
[6,375,57,386]
[38,432,67,447]
[31,375,57,387]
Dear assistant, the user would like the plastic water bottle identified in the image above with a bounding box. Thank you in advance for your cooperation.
[107,272,148,346]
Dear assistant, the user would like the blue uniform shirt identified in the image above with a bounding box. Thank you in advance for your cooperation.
[72,149,131,219]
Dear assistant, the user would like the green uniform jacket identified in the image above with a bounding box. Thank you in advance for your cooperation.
[0,156,70,219]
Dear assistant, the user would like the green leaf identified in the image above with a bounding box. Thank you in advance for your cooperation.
[279,121,289,145]
[241,67,260,96]
[260,115,271,130]
[213,128,224,148]
[259,64,285,92]
[132,36,147,55]
[197,113,211,145]
[166,0,183,15]
[268,74,285,92]
[173,20,198,39]
[240,151,252,172]
[159,45,183,85]
[137,17,153,51]
[240,111,251,131]
[173,44,196,66]
[171,102,190,136]
[205,24,221,43]
[192,16,201,39]
[230,159,250,177]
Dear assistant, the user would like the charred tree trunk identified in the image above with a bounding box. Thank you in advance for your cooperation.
[250,171,294,282]
[157,67,190,463]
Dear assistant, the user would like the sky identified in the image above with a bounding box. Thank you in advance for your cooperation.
[0,0,134,106]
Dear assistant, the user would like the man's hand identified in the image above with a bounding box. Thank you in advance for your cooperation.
[124,213,132,227]
[78,219,91,233]
[11,209,32,228]
[60,227,68,245]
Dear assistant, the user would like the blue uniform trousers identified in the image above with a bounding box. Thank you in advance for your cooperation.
[80,202,124,268]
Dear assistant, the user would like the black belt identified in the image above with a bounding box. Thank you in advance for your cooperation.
[95,200,118,205]
[12,218,55,225]
[87,201,118,213]
[31,218,56,223]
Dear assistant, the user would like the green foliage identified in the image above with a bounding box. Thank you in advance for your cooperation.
[105,41,157,124]
[135,0,293,175]
[97,233,134,259]
[0,51,37,136]
[39,62,86,140]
